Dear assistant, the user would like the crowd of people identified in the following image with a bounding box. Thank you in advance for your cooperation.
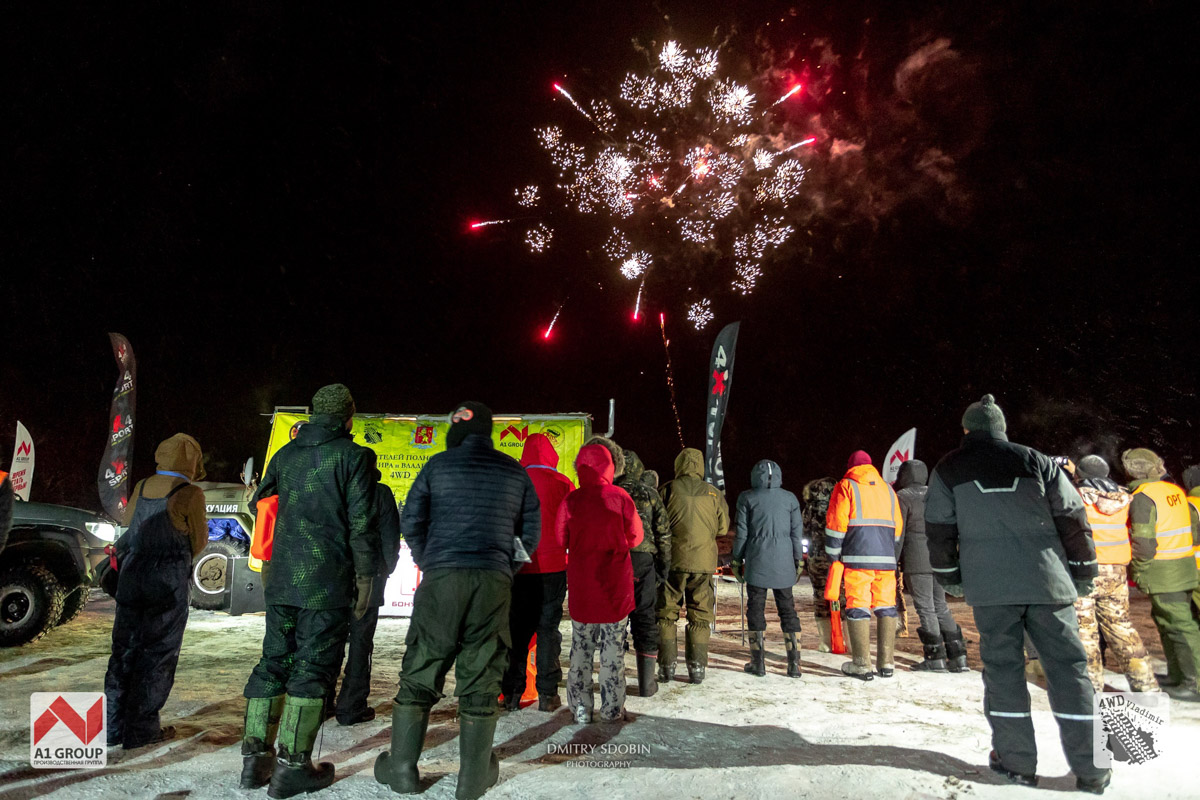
[94,386,1200,799]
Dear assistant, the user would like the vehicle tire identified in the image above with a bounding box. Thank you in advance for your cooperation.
[0,563,66,646]
[190,539,245,610]
[56,584,89,627]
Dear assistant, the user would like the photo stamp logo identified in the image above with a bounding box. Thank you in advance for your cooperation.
[1094,691,1168,768]
[31,693,106,769]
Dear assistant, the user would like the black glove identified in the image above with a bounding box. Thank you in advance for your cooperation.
[655,561,670,586]
[353,576,374,620]
[1073,577,1095,598]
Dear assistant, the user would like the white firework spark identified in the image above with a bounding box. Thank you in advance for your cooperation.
[620,251,651,280]
[515,185,541,208]
[709,79,755,126]
[525,222,554,253]
[659,40,688,73]
[688,298,714,330]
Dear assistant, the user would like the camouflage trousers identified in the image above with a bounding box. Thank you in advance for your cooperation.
[1074,563,1157,692]
[567,620,627,722]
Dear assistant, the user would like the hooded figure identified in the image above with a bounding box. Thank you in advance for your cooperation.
[104,433,208,751]
[555,444,643,723]
[657,447,730,685]
[731,460,805,678]
[501,433,575,712]
[616,448,673,697]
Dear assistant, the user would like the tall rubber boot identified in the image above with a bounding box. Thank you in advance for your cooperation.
[455,713,500,800]
[742,631,766,677]
[657,624,677,683]
[685,639,707,684]
[374,704,429,794]
[816,618,833,653]
[840,619,874,681]
[636,653,659,697]
[876,616,897,678]
[943,626,969,672]
[241,695,284,789]
[913,628,948,672]
[268,696,334,799]
[784,631,802,678]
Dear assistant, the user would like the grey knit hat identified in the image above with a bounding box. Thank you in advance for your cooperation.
[1183,465,1200,493]
[312,383,356,422]
[1121,448,1166,481]
[1076,455,1110,480]
[962,394,1007,433]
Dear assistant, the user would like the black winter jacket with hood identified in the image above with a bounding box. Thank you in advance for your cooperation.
[731,460,804,589]
[895,460,931,574]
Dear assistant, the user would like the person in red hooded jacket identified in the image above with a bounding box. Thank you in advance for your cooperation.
[556,444,643,724]
[501,433,575,712]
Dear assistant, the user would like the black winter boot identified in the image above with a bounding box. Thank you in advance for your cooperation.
[743,631,766,677]
[988,750,1037,787]
[784,631,802,678]
[913,628,948,672]
[637,654,659,697]
[455,713,500,800]
[374,704,429,794]
[268,696,334,799]
[943,626,969,672]
[241,695,284,789]
[685,639,708,684]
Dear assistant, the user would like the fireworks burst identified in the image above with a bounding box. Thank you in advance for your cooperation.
[488,37,816,330]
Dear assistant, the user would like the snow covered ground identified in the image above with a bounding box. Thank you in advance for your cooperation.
[1,580,1195,799]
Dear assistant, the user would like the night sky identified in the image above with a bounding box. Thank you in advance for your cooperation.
[4,2,1197,511]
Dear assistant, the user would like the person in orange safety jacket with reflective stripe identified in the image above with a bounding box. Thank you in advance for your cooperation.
[825,450,903,680]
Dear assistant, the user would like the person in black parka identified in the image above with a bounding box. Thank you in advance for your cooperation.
[104,433,208,750]
[334,458,403,725]
[896,459,965,672]
[731,459,805,679]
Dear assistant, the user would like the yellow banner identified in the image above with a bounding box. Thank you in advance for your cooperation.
[264,413,592,503]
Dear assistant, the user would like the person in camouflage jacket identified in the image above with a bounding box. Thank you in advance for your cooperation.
[240,384,381,796]
[617,448,672,696]
[802,477,845,652]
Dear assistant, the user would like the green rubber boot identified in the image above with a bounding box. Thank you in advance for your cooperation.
[657,622,677,683]
[455,712,500,800]
[374,704,429,794]
[241,695,285,789]
[840,619,874,681]
[876,616,897,678]
[268,696,334,799]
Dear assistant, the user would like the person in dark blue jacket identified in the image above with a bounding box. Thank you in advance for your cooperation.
[731,460,805,679]
[375,402,540,800]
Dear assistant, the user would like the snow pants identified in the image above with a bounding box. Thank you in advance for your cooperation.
[245,605,350,700]
[906,573,959,634]
[843,568,897,620]
[1074,564,1156,692]
[746,585,801,633]
[629,552,659,655]
[394,568,511,718]
[334,602,380,719]
[973,603,1106,782]
[567,620,627,722]
[657,570,714,666]
[502,570,566,700]
[105,591,189,747]
[1148,590,1200,685]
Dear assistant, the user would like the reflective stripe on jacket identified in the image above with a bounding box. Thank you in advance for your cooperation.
[825,464,903,570]
[1132,481,1193,561]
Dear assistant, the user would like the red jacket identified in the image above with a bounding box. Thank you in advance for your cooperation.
[555,444,643,623]
[520,433,574,574]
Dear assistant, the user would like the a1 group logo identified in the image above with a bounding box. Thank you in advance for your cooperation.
[30,693,106,769]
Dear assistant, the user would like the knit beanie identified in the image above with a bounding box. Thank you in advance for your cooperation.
[312,383,355,422]
[1076,455,1110,480]
[447,401,493,448]
[1183,465,1200,493]
[846,450,872,469]
[962,394,1007,433]
[1121,448,1166,481]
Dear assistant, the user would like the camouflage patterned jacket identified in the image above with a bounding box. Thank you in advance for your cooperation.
[802,477,836,586]
[255,414,381,609]
[616,450,672,569]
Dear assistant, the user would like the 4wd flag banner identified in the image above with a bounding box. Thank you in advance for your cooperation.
[263,413,592,505]
[883,428,917,484]
[98,333,136,521]
[705,321,740,492]
[10,421,34,501]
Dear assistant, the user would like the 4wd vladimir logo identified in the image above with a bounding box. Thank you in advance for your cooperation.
[412,425,437,450]
[110,414,133,444]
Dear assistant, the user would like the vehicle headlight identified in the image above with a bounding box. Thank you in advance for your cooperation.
[86,521,118,542]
